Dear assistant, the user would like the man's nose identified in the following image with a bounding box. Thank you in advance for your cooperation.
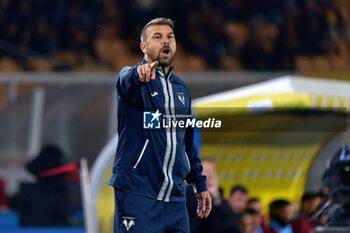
[162,37,170,45]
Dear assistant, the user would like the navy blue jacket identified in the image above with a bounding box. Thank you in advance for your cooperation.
[109,60,207,202]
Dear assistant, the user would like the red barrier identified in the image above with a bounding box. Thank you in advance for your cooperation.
[36,163,80,183]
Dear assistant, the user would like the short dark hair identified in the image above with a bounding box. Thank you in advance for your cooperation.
[269,199,290,218]
[245,208,259,216]
[140,18,175,42]
[301,192,322,203]
[301,192,316,203]
[230,184,248,196]
[248,198,261,205]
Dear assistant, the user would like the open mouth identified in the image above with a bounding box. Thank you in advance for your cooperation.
[161,48,170,57]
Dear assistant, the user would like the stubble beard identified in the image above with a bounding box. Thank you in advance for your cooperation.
[155,53,174,67]
[148,47,175,67]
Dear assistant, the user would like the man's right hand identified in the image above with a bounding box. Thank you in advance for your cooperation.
[137,61,159,82]
[196,191,212,219]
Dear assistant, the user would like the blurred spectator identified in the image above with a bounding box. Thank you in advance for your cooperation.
[290,192,322,233]
[18,144,82,226]
[301,192,322,217]
[323,1,346,53]
[295,0,328,55]
[247,198,263,214]
[228,184,249,224]
[202,158,222,205]
[246,208,278,233]
[187,158,240,233]
[0,0,349,70]
[269,199,294,233]
[286,202,296,224]
[239,210,256,233]
[247,198,269,228]
[26,144,80,183]
[0,0,104,62]
[184,2,225,68]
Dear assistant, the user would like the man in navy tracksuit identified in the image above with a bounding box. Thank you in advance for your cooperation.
[109,18,212,232]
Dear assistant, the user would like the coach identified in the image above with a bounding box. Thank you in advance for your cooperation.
[109,18,211,233]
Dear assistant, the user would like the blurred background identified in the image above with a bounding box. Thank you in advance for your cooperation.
[0,0,350,233]
[0,0,349,72]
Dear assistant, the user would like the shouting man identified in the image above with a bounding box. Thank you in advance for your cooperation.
[109,18,211,233]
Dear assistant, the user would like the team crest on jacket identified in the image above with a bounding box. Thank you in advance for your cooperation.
[178,92,185,105]
[122,216,135,231]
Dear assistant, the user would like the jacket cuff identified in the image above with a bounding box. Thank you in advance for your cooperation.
[193,176,207,193]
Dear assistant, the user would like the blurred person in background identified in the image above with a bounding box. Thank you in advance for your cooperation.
[239,210,256,233]
[247,198,263,214]
[228,184,249,225]
[1,0,349,71]
[109,18,211,233]
[269,200,294,233]
[290,192,322,233]
[286,202,295,225]
[245,209,264,233]
[247,198,269,228]
[26,144,80,184]
[298,192,322,217]
[19,144,82,226]
[202,158,223,205]
[189,158,240,233]
[246,207,276,233]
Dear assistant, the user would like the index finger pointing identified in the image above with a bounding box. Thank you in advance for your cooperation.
[150,61,159,70]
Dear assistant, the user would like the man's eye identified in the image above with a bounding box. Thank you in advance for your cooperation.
[154,36,160,39]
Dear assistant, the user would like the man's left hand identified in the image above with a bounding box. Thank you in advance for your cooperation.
[195,191,212,219]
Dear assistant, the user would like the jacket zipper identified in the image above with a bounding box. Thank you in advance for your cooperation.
[164,68,173,188]
[158,67,177,201]
[133,139,149,169]
[164,67,178,202]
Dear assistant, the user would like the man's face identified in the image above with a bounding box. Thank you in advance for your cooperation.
[202,160,218,194]
[286,203,295,221]
[276,204,294,222]
[310,196,322,212]
[228,191,248,214]
[301,200,311,214]
[252,214,262,229]
[247,201,263,215]
[239,215,255,233]
[141,25,176,67]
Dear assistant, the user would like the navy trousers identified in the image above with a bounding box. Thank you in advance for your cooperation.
[114,189,190,233]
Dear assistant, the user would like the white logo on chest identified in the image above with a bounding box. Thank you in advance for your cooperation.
[178,92,185,105]
[123,219,135,231]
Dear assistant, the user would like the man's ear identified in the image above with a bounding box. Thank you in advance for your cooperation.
[140,42,146,53]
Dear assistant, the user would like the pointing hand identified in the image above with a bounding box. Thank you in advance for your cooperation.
[137,61,159,82]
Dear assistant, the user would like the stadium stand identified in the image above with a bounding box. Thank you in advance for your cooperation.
[0,0,349,72]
